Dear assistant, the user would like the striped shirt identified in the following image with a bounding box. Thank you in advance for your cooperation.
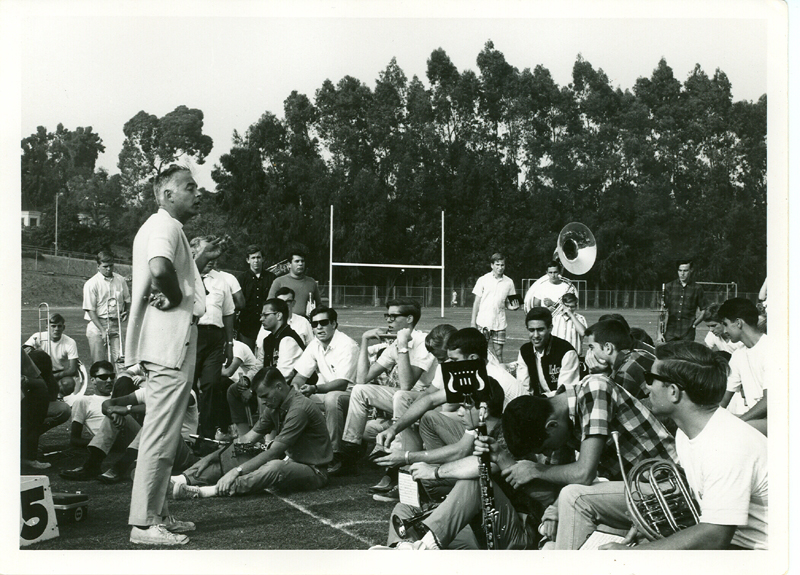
[551,311,587,354]
[556,374,677,481]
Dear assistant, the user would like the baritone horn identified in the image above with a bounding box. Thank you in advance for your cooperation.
[611,431,699,542]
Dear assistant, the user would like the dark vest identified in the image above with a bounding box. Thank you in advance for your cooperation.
[262,324,305,369]
[519,335,576,396]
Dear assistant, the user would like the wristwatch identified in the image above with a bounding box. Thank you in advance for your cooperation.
[397,347,409,354]
[126,404,132,413]
[235,466,243,475]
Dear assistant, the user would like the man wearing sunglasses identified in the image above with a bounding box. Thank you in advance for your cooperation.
[334,299,436,476]
[601,342,767,550]
[255,287,314,350]
[64,360,116,449]
[290,306,359,471]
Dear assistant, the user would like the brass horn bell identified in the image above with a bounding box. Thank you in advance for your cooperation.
[554,222,596,276]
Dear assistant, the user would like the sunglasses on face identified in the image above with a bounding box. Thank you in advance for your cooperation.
[94,373,115,381]
[644,371,685,389]
[311,319,332,328]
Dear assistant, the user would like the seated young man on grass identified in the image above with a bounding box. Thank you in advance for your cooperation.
[67,360,116,448]
[171,367,332,499]
[600,342,767,550]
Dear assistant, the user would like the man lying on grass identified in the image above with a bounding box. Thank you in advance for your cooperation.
[170,367,332,499]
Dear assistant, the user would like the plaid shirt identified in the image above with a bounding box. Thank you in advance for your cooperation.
[611,348,656,400]
[665,280,705,341]
[553,374,676,481]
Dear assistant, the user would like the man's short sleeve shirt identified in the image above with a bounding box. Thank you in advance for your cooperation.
[376,330,436,389]
[293,330,359,387]
[472,272,516,331]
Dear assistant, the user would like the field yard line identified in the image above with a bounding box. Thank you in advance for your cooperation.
[333,520,387,528]
[265,489,376,546]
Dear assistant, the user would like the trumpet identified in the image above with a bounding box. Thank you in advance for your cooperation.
[107,296,125,364]
[611,431,699,542]
[37,302,51,355]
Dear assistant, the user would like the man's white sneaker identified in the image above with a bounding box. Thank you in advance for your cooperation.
[162,515,196,533]
[172,482,201,500]
[130,525,189,545]
[22,459,51,470]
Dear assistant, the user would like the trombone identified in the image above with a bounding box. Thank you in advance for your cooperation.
[107,296,125,364]
[37,302,51,355]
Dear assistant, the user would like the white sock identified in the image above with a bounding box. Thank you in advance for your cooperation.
[421,531,439,549]
[197,485,218,498]
[171,475,187,486]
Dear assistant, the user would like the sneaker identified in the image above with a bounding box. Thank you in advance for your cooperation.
[98,468,125,484]
[372,486,399,502]
[22,459,51,470]
[60,466,98,480]
[162,515,196,533]
[130,525,189,546]
[368,474,395,494]
[172,482,202,500]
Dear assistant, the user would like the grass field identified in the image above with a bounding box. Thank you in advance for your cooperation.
[19,305,708,550]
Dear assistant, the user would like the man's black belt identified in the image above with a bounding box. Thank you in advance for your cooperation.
[197,324,223,330]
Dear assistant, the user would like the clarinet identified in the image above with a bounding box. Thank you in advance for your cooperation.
[658,283,667,339]
[477,402,500,549]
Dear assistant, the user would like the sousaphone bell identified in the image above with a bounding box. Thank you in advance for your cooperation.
[553,222,596,276]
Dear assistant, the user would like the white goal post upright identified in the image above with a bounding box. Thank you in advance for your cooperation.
[329,205,446,317]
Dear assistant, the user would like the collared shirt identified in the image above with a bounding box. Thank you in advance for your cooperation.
[551,311,587,353]
[251,389,333,466]
[375,329,437,391]
[198,269,235,328]
[236,268,276,338]
[216,270,242,297]
[255,324,304,378]
[516,336,580,396]
[126,208,205,368]
[24,332,79,372]
[294,329,359,388]
[472,272,517,331]
[664,279,704,340]
[83,271,131,321]
[556,374,677,481]
[727,334,767,405]
[524,276,577,313]
[610,348,656,400]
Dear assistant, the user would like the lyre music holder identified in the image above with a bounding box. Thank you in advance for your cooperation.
[441,359,494,408]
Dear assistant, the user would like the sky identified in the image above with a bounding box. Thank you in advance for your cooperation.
[16,3,770,191]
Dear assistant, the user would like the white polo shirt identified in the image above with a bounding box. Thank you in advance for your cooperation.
[83,271,131,320]
[472,272,517,331]
[376,329,437,390]
[294,329,359,389]
[198,269,235,328]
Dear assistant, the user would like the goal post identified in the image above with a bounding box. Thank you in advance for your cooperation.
[328,206,446,317]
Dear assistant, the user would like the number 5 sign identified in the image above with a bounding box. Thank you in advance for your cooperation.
[20,476,59,546]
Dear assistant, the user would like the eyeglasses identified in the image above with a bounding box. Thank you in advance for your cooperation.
[384,313,406,321]
[311,319,332,328]
[644,371,685,389]
[94,373,115,381]
[260,312,279,319]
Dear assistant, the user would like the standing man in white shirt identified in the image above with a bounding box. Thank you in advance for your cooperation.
[190,236,235,440]
[83,251,131,364]
[523,260,577,314]
[471,252,519,362]
[290,306,359,472]
[125,165,223,545]
[718,298,768,436]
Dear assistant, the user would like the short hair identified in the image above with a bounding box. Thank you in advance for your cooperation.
[585,320,633,351]
[525,307,552,328]
[502,395,554,457]
[263,298,289,322]
[90,360,115,378]
[701,303,722,323]
[598,313,630,333]
[96,251,115,265]
[547,260,563,271]
[562,292,578,306]
[274,286,296,299]
[676,258,693,269]
[49,313,65,325]
[288,248,307,261]
[386,298,421,325]
[490,252,505,263]
[630,327,654,347]
[446,327,488,362]
[718,298,759,328]
[309,306,337,323]
[189,235,216,250]
[484,376,505,419]
[153,165,191,201]
[655,341,730,406]
[254,367,286,391]
[246,245,263,258]
[425,324,457,353]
